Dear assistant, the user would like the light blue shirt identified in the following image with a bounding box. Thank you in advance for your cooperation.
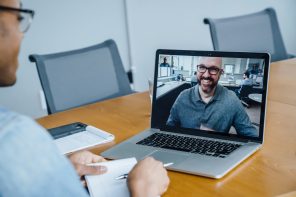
[241,78,253,86]
[0,107,88,197]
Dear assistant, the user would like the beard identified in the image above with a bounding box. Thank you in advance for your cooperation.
[0,72,17,87]
[0,59,18,87]
[197,76,218,94]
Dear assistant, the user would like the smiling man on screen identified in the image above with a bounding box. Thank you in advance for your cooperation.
[167,57,257,137]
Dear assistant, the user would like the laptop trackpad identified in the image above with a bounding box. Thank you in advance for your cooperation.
[146,151,188,166]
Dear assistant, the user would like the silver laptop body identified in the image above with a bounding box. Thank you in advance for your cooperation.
[102,50,270,179]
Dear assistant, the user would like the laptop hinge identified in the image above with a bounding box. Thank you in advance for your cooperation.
[151,128,160,132]
[247,139,262,144]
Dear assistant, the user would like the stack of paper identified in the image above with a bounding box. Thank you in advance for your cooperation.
[54,125,114,154]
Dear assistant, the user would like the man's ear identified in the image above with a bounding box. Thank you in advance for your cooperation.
[220,69,224,74]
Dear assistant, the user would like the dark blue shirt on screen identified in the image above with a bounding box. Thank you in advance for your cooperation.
[166,85,258,137]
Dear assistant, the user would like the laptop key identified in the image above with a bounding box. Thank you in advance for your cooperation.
[161,145,191,152]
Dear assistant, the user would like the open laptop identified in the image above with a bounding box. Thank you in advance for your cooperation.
[102,50,270,179]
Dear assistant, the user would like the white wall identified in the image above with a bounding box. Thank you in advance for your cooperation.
[126,0,296,91]
[0,0,130,118]
[0,0,295,118]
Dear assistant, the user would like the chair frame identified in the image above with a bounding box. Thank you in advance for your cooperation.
[29,39,132,114]
[204,8,292,62]
[238,85,254,108]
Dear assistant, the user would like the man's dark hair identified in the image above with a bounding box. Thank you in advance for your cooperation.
[244,71,250,78]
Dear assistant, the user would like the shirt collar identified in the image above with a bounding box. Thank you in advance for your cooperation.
[193,85,202,102]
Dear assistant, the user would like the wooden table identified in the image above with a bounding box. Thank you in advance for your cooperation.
[37,58,296,197]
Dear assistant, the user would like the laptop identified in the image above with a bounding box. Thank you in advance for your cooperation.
[102,50,270,179]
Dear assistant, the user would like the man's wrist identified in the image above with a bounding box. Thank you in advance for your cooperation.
[128,180,158,197]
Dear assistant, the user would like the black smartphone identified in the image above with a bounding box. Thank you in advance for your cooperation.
[48,122,87,139]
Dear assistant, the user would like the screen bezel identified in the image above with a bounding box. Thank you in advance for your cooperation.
[151,49,270,143]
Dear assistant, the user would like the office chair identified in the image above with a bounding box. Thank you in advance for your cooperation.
[238,85,253,108]
[204,8,294,62]
[191,81,198,87]
[29,39,133,114]
[153,83,191,128]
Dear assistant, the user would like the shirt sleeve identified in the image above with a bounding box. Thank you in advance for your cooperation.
[232,100,258,137]
[166,96,181,127]
[0,113,89,197]
[167,105,178,126]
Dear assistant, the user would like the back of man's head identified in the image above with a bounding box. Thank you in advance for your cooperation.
[244,71,250,78]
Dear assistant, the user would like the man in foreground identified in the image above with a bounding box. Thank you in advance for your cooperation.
[0,0,169,196]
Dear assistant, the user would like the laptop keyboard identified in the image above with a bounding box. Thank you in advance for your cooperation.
[136,133,241,158]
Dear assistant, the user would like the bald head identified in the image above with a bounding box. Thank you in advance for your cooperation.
[198,57,222,69]
[0,0,20,7]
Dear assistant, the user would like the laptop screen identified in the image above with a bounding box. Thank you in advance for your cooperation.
[151,50,270,142]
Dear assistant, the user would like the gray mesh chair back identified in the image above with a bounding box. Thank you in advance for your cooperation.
[204,8,289,62]
[29,39,133,114]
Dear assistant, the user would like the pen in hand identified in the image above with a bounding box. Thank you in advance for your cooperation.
[115,162,174,180]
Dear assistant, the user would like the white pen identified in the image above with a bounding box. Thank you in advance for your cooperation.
[115,162,174,180]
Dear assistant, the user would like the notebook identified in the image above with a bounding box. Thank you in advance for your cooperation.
[85,158,137,197]
[102,50,270,179]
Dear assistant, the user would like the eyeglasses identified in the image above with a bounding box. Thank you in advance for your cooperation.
[197,64,222,75]
[0,5,35,33]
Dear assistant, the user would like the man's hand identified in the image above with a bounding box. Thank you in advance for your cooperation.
[68,151,107,186]
[127,157,170,197]
[68,150,106,165]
